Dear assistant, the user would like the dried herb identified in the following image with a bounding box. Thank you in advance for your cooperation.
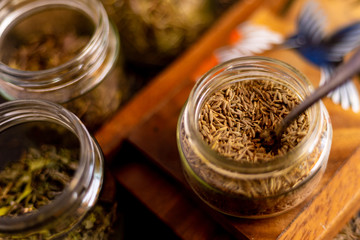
[8,32,89,71]
[0,144,116,239]
[5,28,124,131]
[0,8,127,132]
[0,145,77,217]
[114,0,215,66]
[66,203,118,240]
[62,66,124,132]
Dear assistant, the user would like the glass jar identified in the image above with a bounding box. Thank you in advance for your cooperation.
[177,57,333,218]
[0,99,117,239]
[103,0,215,68]
[0,0,129,132]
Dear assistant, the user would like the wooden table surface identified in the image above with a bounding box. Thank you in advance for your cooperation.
[95,0,360,239]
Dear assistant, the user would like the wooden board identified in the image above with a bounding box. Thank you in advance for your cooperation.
[94,0,265,159]
[95,0,360,239]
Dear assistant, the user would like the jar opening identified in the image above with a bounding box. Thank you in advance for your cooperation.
[0,121,81,217]
[0,0,114,98]
[0,7,94,71]
[0,100,97,233]
[185,57,321,173]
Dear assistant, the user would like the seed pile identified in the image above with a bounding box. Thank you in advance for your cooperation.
[179,78,329,217]
[198,79,309,163]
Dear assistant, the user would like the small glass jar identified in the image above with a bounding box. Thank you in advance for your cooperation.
[103,0,215,68]
[177,57,333,218]
[0,0,129,132]
[0,99,117,239]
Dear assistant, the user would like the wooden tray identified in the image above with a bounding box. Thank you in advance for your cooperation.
[95,0,360,239]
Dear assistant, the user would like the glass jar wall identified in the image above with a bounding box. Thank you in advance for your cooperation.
[177,57,333,218]
[101,0,215,68]
[0,0,129,132]
[0,99,118,239]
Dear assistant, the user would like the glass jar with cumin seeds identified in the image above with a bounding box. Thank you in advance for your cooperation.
[0,0,129,132]
[177,57,333,218]
[0,99,119,239]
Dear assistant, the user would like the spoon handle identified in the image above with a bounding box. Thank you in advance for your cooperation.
[276,48,360,135]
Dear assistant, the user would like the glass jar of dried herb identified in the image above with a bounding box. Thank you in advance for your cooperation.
[0,0,130,132]
[103,0,215,68]
[0,99,119,239]
[177,57,333,218]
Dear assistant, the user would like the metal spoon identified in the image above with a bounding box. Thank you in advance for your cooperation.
[261,48,360,151]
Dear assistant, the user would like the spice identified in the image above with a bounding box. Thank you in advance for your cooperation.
[0,143,116,239]
[61,67,124,132]
[198,79,309,161]
[189,79,321,216]
[66,203,118,240]
[179,75,331,217]
[114,0,215,66]
[1,8,94,71]
[0,145,77,217]
[334,212,360,240]
[189,79,318,198]
[0,120,114,238]
[0,99,118,238]
[0,5,127,132]
[4,28,122,131]
[7,32,89,71]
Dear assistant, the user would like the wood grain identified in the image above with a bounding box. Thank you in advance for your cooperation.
[113,154,238,240]
[279,147,360,240]
[124,2,360,239]
[128,73,360,239]
[96,0,360,239]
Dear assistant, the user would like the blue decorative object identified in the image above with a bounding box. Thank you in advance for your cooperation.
[285,1,360,112]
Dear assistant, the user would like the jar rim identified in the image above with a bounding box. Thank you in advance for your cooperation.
[0,0,115,95]
[183,56,322,174]
[0,99,99,232]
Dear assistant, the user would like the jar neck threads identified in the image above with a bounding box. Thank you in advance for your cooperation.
[0,0,119,103]
[184,56,322,174]
[0,99,103,236]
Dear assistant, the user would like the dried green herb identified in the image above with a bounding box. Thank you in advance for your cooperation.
[0,145,77,217]
[61,66,124,133]
[114,0,215,66]
[65,203,118,240]
[0,144,116,239]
